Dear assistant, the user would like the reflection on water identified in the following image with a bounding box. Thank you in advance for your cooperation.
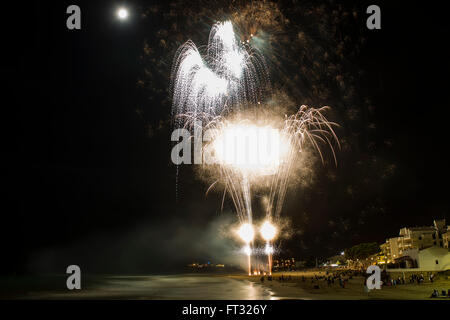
[33,274,276,300]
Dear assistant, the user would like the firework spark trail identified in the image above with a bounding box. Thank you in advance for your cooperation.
[266,106,340,220]
[172,20,269,224]
[171,21,269,128]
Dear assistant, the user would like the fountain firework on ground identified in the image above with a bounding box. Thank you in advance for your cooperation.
[171,20,339,272]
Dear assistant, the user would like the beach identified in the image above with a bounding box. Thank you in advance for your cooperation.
[229,270,450,300]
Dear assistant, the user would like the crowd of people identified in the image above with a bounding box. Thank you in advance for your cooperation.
[430,289,450,298]
[257,269,450,298]
[259,269,362,289]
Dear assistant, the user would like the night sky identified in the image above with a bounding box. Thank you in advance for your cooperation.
[3,0,450,274]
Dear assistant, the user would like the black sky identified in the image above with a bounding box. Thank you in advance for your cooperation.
[2,0,450,274]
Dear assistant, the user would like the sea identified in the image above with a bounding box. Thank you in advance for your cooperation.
[19,274,276,300]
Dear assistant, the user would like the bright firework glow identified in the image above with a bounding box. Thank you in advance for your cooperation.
[243,244,252,256]
[212,124,290,176]
[237,224,254,276]
[260,221,277,241]
[264,243,274,255]
[260,221,277,275]
[237,223,255,244]
[197,105,338,224]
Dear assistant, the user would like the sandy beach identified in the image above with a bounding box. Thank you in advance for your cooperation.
[228,270,450,300]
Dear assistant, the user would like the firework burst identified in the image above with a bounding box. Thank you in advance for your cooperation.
[171,21,269,128]
[171,20,339,274]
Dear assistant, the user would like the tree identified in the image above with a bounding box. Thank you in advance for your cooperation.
[345,242,380,260]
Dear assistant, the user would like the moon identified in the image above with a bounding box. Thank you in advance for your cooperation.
[117,8,128,20]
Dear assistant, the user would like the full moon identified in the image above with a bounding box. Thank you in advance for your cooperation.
[117,8,128,20]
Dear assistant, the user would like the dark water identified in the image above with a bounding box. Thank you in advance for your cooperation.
[21,274,276,300]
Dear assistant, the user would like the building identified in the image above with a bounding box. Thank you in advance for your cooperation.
[380,237,403,263]
[381,219,448,262]
[325,255,346,266]
[391,247,450,271]
[187,262,225,268]
[380,219,450,271]
[398,219,447,250]
[443,226,450,249]
[273,258,296,270]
